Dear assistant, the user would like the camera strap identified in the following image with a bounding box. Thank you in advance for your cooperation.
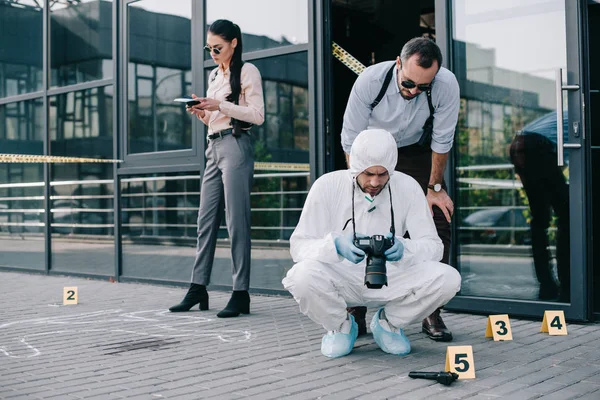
[351,180,396,241]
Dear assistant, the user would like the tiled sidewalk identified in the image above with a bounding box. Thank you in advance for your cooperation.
[1,271,599,400]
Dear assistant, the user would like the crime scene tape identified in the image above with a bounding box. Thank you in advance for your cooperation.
[332,41,366,75]
[0,154,122,163]
[254,161,309,171]
[0,154,309,171]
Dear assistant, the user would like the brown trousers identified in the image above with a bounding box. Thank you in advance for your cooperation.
[395,144,452,265]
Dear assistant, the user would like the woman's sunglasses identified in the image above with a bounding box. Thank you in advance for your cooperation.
[400,80,432,92]
[204,45,221,55]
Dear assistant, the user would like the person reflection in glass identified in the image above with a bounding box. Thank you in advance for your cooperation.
[509,111,569,302]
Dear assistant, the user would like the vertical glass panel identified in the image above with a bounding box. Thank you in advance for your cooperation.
[50,0,113,87]
[227,52,310,164]
[453,0,570,302]
[206,0,308,52]
[121,172,199,280]
[127,0,192,154]
[0,1,43,98]
[120,171,301,290]
[0,99,45,270]
[49,86,114,275]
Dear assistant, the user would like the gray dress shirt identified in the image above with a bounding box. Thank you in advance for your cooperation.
[341,60,460,154]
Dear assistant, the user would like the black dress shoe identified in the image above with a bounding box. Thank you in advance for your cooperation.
[217,290,250,318]
[169,283,209,312]
[422,309,453,342]
[347,306,367,336]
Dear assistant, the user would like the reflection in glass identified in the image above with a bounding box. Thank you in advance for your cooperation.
[127,0,192,154]
[121,172,301,289]
[206,0,308,52]
[0,99,45,269]
[50,0,113,87]
[453,0,570,302]
[49,87,114,275]
[247,52,309,164]
[121,173,199,281]
[202,52,310,241]
[0,1,43,98]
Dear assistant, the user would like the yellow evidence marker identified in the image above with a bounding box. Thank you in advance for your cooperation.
[485,314,513,341]
[63,287,78,305]
[445,345,476,379]
[540,310,568,335]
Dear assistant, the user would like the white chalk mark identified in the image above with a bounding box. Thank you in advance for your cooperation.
[1,309,252,358]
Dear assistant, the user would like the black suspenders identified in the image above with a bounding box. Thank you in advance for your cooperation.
[369,63,434,147]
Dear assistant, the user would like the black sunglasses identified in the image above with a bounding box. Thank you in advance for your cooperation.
[400,80,432,92]
[204,45,221,55]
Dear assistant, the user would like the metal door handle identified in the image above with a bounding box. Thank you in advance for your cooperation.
[555,68,581,166]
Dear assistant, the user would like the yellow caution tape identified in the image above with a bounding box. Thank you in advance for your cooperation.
[332,41,366,75]
[254,162,310,171]
[0,154,309,171]
[0,154,122,163]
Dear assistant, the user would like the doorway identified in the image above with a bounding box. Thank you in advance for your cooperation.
[329,0,436,171]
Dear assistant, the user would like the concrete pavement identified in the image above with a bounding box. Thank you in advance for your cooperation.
[1,271,600,400]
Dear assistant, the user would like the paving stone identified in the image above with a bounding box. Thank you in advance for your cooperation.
[1,271,600,400]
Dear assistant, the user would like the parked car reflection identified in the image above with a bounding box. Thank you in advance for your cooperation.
[460,207,531,245]
[52,200,110,235]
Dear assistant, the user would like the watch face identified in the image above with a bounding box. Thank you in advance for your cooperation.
[434,183,442,192]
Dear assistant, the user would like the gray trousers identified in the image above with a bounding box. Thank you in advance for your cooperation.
[191,133,254,290]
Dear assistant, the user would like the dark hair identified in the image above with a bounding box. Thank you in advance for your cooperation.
[400,37,443,70]
[208,19,244,103]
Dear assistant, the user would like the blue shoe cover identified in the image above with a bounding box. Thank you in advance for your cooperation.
[321,314,358,358]
[370,308,411,355]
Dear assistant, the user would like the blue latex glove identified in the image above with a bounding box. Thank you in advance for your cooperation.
[384,232,404,262]
[334,232,366,264]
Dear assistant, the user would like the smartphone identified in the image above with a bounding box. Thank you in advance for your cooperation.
[174,97,201,107]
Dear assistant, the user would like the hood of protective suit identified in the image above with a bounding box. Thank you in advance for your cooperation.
[348,129,397,178]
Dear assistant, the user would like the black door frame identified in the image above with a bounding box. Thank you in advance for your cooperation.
[438,0,590,321]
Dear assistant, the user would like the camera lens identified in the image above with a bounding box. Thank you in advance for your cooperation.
[364,255,388,289]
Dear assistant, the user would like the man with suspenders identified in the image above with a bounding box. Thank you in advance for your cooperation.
[341,37,460,342]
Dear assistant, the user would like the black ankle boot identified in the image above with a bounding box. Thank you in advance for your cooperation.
[217,290,250,318]
[169,283,209,312]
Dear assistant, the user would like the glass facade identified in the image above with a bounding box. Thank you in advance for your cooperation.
[206,0,309,52]
[0,0,595,319]
[127,0,192,154]
[50,0,113,88]
[49,87,115,275]
[0,1,43,98]
[121,172,198,281]
[0,98,45,270]
[452,0,570,303]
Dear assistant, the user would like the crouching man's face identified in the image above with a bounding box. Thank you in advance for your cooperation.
[357,166,390,197]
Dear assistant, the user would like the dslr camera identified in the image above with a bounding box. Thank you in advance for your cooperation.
[353,234,394,289]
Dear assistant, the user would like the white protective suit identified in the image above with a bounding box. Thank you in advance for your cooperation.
[282,129,461,332]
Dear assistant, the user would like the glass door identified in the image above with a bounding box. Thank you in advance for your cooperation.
[448,0,587,320]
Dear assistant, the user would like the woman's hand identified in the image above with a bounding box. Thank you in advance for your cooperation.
[196,97,222,111]
[186,94,206,119]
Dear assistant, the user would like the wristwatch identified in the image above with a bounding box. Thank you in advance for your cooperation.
[427,183,442,192]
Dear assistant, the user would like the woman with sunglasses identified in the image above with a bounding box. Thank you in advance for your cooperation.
[170,19,264,318]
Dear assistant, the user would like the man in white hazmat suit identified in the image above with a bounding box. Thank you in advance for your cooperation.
[282,129,461,358]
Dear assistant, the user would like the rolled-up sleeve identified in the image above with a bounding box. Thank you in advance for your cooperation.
[341,72,376,154]
[395,179,443,265]
[430,75,460,154]
[218,63,265,126]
